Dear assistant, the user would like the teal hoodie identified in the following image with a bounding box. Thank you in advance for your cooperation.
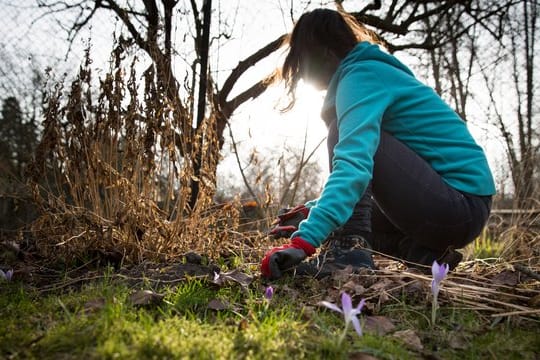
[292,41,496,248]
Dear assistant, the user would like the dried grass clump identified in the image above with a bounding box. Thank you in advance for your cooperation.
[26,45,242,264]
[487,209,540,270]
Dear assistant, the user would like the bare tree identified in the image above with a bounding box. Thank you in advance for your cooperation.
[478,0,539,208]
[416,0,539,208]
[35,0,283,209]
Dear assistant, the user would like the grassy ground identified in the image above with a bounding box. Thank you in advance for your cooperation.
[1,248,539,360]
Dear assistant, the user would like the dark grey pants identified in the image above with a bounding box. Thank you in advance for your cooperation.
[326,120,492,257]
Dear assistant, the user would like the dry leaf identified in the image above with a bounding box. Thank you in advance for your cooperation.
[330,265,355,283]
[238,318,249,331]
[130,289,164,306]
[83,298,106,314]
[275,284,301,304]
[364,316,396,335]
[491,270,520,286]
[448,333,469,350]
[368,278,395,292]
[343,280,367,296]
[207,298,229,310]
[393,329,424,351]
[402,280,425,299]
[212,269,253,288]
[183,251,203,264]
[301,305,316,320]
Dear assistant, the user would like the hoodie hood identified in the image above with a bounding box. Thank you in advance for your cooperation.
[321,41,414,125]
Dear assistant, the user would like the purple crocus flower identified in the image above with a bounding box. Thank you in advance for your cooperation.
[264,286,274,301]
[431,260,449,297]
[321,292,366,338]
[431,260,449,326]
[0,269,13,281]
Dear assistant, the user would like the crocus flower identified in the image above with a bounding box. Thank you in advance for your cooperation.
[320,292,366,343]
[0,269,13,282]
[431,260,449,326]
[264,286,274,301]
[431,260,449,297]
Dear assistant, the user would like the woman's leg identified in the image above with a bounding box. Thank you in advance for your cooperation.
[370,132,491,252]
[327,120,491,266]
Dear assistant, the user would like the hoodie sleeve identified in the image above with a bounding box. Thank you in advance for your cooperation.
[292,62,394,247]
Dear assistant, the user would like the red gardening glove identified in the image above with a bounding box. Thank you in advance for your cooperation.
[268,204,310,239]
[261,237,316,279]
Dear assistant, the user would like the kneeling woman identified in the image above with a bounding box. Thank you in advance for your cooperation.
[261,8,495,280]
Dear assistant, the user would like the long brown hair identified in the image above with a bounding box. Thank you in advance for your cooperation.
[281,9,383,111]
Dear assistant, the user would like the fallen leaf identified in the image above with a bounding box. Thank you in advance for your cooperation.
[393,329,424,351]
[376,290,390,305]
[280,284,301,301]
[491,270,520,286]
[330,265,355,283]
[238,318,249,331]
[301,305,316,320]
[448,333,469,350]
[83,298,106,314]
[368,278,395,292]
[183,251,203,264]
[364,316,396,335]
[402,280,425,299]
[129,289,164,306]
[343,280,367,296]
[212,269,253,288]
[207,298,229,311]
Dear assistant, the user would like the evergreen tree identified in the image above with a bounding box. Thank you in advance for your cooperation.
[0,96,37,178]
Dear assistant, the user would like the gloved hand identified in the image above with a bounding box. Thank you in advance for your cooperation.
[268,204,310,238]
[261,237,316,279]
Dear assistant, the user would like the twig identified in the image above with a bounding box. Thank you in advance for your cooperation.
[444,288,530,312]
[491,309,540,317]
[514,264,540,281]
[444,281,531,301]
[37,275,105,294]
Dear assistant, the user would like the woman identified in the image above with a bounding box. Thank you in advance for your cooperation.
[261,9,495,280]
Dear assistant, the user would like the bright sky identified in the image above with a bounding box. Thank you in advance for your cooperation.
[205,1,334,191]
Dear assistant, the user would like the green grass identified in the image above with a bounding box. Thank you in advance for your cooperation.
[0,272,538,360]
[468,229,505,259]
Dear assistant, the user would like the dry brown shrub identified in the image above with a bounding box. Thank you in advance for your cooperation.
[26,44,245,265]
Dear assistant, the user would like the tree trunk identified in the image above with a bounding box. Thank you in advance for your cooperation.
[189,0,212,210]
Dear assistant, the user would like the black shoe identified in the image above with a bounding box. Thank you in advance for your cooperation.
[293,234,375,278]
[397,239,463,272]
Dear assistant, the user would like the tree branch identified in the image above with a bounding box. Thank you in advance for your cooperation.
[219,34,286,107]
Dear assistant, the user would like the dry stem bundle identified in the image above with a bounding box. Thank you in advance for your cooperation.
[26,44,240,264]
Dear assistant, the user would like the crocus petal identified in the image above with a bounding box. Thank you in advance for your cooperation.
[432,262,443,282]
[442,263,449,277]
[341,292,353,315]
[356,298,366,312]
[6,270,13,281]
[351,316,363,337]
[0,270,5,280]
[320,301,343,314]
[432,260,440,279]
